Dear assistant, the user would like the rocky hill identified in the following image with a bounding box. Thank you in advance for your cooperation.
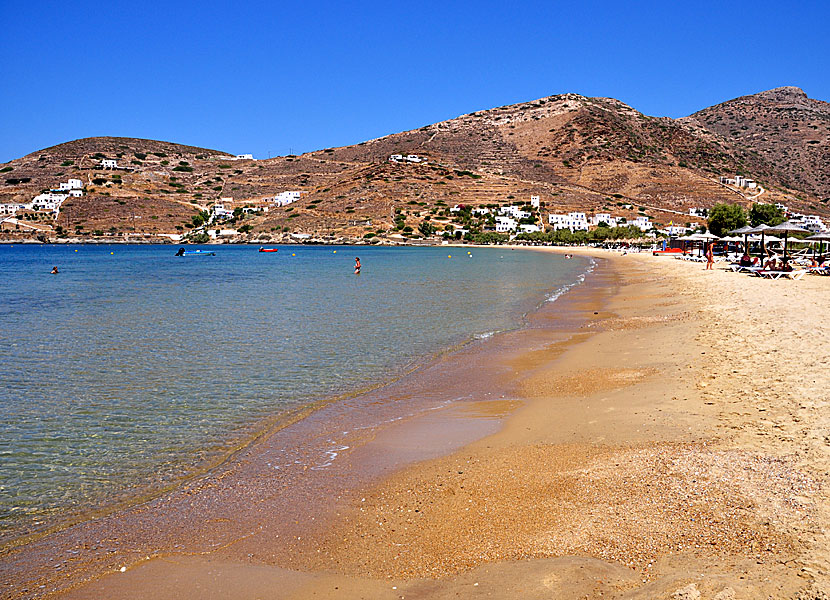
[1,89,827,242]
[687,86,830,201]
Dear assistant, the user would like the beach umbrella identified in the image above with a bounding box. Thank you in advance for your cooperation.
[747,224,771,262]
[805,232,830,261]
[764,221,810,263]
[729,225,756,254]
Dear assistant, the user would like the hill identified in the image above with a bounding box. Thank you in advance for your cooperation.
[0,90,827,242]
[687,86,830,201]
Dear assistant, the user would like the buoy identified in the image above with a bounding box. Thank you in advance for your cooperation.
[333,250,337,253]
[110,252,114,255]
[448,255,451,258]
[292,253,296,256]
[74,249,78,252]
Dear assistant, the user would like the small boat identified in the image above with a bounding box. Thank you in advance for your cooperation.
[258,247,279,253]
[175,248,216,257]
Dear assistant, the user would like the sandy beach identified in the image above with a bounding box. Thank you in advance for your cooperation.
[3,249,828,600]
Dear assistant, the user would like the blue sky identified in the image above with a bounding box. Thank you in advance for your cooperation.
[1,0,827,162]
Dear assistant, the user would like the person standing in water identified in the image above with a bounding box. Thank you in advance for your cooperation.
[50,266,59,274]
[354,257,361,274]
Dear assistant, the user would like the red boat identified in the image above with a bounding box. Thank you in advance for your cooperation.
[258,248,279,253]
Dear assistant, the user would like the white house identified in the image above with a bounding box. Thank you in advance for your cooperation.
[798,215,826,232]
[389,154,403,162]
[0,203,26,215]
[500,205,531,220]
[472,207,490,216]
[101,159,118,169]
[688,207,707,218]
[273,191,302,206]
[68,189,83,197]
[666,224,690,236]
[548,213,589,231]
[530,195,540,209]
[495,216,517,232]
[405,155,423,163]
[591,213,618,227]
[632,216,652,231]
[30,192,68,212]
[234,154,254,160]
[59,179,84,191]
[519,223,541,234]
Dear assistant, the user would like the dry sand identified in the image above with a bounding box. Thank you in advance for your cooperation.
[9,250,829,600]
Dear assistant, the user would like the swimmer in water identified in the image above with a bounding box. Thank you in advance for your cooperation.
[354,257,361,274]
[50,266,59,274]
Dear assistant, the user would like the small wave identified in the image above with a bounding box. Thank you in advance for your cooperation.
[475,331,494,340]
[310,445,351,470]
[545,258,597,303]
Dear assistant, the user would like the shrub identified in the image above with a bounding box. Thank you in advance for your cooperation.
[61,160,74,167]
[707,203,747,236]
[749,203,785,227]
[161,160,169,166]
[0,166,12,173]
[134,152,147,160]
[92,178,107,185]
[152,152,166,157]
[172,165,193,172]
[238,224,253,233]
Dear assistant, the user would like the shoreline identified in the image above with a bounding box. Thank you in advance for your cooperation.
[4,250,827,599]
[1,248,600,598]
[0,246,594,554]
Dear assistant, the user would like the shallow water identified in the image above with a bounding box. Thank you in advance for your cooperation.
[0,244,589,541]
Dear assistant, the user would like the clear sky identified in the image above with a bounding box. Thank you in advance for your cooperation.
[1,0,827,163]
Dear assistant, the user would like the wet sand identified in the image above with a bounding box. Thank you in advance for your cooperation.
[4,250,828,599]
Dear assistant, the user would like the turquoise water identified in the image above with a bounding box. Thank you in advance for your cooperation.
[0,244,590,541]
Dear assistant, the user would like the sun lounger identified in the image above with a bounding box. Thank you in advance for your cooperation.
[758,269,807,280]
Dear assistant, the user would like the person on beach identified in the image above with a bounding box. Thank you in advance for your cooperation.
[705,243,714,270]
[354,257,361,274]
[50,266,59,274]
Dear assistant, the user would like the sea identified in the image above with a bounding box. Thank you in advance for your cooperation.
[0,243,592,544]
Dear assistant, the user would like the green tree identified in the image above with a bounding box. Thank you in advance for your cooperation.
[707,203,747,236]
[749,203,785,227]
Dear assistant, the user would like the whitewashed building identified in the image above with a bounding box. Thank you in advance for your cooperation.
[273,191,302,206]
[590,213,618,227]
[59,179,84,191]
[0,203,26,215]
[530,195,540,209]
[519,223,541,234]
[405,155,423,163]
[472,207,490,216]
[495,216,517,232]
[548,212,589,231]
[30,192,67,212]
[101,159,118,169]
[234,154,254,160]
[500,205,531,220]
[633,216,652,231]
[798,215,826,232]
[389,154,403,162]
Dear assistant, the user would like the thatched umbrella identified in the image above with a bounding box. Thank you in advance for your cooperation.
[806,231,830,261]
[764,221,810,263]
[746,224,771,262]
[729,225,756,255]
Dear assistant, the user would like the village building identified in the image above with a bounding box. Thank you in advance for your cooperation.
[632,216,652,231]
[500,205,531,220]
[590,213,618,227]
[495,216,517,232]
[101,159,118,169]
[273,191,302,206]
[234,154,254,160]
[548,212,589,231]
[530,195,540,209]
[518,223,541,234]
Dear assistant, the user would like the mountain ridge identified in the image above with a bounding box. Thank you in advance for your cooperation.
[0,87,826,241]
